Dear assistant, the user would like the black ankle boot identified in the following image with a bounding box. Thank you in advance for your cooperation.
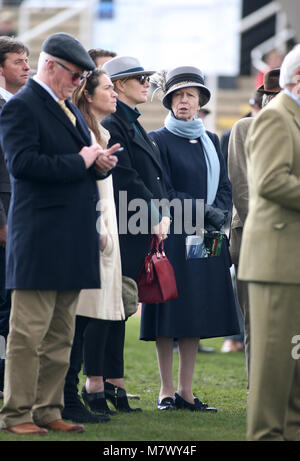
[81,385,116,415]
[62,394,110,423]
[104,381,142,413]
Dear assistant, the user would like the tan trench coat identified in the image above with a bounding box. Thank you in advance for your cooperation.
[76,125,125,320]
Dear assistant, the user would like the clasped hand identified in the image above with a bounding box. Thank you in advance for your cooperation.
[152,216,171,243]
[79,143,120,172]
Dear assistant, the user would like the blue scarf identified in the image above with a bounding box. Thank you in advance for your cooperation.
[165,112,220,205]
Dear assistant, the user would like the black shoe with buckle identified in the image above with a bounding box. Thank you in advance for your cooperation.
[157,396,176,411]
[174,393,217,412]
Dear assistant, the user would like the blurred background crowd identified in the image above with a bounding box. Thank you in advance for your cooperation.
[0,0,299,137]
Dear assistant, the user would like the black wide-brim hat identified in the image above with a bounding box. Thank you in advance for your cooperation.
[162,66,211,110]
[42,32,95,71]
[102,56,155,82]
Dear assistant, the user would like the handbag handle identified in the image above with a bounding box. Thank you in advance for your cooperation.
[150,235,166,257]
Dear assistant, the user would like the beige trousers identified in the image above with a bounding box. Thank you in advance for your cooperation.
[247,282,300,441]
[0,289,79,429]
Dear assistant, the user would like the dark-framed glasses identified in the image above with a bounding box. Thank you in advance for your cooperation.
[53,59,91,82]
[133,75,151,85]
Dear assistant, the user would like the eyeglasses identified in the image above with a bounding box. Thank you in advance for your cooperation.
[52,60,90,82]
[132,75,151,85]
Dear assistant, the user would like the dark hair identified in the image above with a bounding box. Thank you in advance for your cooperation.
[249,90,263,109]
[88,48,116,64]
[0,36,29,66]
[72,69,107,145]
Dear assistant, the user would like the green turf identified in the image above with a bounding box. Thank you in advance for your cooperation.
[0,315,247,441]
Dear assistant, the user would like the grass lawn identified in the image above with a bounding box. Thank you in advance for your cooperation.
[0,314,247,443]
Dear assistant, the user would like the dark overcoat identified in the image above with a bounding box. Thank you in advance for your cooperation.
[102,103,169,280]
[0,78,101,290]
[140,127,240,340]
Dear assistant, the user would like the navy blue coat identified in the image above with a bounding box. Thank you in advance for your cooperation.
[0,78,101,290]
[140,127,240,340]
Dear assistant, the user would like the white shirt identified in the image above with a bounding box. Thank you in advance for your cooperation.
[0,86,13,102]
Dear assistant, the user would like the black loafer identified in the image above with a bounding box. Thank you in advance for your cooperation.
[174,393,217,412]
[157,397,176,411]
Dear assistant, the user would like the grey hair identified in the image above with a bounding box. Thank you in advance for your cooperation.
[279,44,300,88]
[37,51,53,72]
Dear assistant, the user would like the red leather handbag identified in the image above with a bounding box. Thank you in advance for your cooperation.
[136,235,178,303]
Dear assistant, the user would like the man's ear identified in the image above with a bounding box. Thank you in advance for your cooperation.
[45,58,56,75]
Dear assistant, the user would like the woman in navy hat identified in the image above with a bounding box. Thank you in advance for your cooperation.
[140,66,240,412]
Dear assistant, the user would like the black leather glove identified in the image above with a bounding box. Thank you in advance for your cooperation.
[204,205,228,231]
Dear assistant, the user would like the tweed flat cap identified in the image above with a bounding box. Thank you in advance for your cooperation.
[102,56,155,82]
[162,66,211,109]
[42,32,95,71]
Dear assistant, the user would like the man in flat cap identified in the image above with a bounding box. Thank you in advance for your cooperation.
[0,32,119,435]
[239,44,300,440]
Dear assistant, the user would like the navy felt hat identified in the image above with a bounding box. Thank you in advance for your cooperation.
[42,32,95,71]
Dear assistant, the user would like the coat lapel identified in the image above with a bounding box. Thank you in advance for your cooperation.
[65,98,91,145]
[28,79,90,145]
[293,111,300,130]
[115,109,162,172]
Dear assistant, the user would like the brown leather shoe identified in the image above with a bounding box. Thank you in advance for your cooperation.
[4,423,48,435]
[44,419,85,433]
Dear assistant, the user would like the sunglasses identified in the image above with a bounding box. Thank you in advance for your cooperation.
[53,60,91,82]
[132,75,151,85]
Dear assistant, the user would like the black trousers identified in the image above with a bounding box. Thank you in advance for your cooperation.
[64,314,125,403]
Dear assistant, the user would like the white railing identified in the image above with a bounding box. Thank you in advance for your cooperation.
[251,29,294,73]
[17,0,97,48]
[237,1,282,34]
[238,0,296,73]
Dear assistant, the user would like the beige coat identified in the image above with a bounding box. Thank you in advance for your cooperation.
[238,92,300,284]
[76,125,125,320]
[228,117,254,229]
